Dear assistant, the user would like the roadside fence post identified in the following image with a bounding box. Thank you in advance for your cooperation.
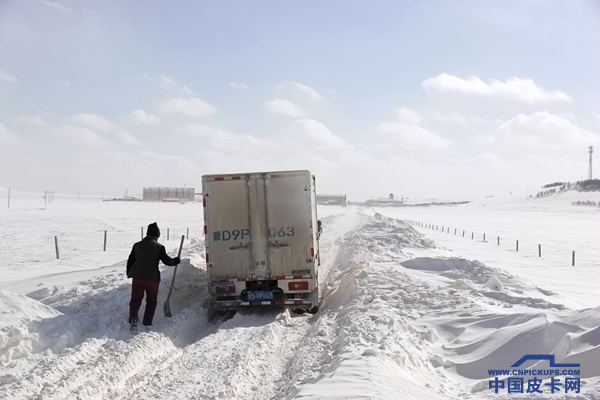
[516,240,519,252]
[538,244,541,257]
[54,236,59,259]
[572,251,575,266]
[103,230,107,252]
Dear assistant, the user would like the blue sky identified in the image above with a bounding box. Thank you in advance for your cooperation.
[0,0,599,200]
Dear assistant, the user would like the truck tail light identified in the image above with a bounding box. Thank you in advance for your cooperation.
[288,281,309,291]
[215,285,235,294]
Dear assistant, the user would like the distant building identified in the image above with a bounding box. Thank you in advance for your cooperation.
[143,187,195,202]
[316,194,348,207]
[365,196,404,207]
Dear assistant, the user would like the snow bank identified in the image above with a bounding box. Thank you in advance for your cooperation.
[552,324,600,379]
[0,290,81,375]
[485,274,503,291]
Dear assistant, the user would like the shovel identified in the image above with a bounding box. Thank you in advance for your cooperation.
[164,235,185,317]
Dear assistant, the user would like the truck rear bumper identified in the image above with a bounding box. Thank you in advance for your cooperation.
[215,299,312,308]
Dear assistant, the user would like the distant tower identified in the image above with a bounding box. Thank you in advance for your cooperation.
[589,146,594,180]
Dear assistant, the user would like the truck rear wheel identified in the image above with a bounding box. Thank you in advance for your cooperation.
[216,308,228,317]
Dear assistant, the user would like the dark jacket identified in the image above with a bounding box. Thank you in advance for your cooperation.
[126,236,178,281]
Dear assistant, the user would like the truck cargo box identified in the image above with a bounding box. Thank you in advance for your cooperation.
[202,170,320,313]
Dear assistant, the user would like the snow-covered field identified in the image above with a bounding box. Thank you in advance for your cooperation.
[0,188,599,399]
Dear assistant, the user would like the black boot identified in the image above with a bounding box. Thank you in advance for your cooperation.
[129,318,138,333]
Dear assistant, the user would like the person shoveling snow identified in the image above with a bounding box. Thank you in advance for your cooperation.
[126,222,180,332]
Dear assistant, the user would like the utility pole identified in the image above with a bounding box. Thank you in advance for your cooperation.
[589,146,594,180]
[44,190,47,206]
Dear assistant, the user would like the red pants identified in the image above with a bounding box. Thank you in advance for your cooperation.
[129,277,160,326]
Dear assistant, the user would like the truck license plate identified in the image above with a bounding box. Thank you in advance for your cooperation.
[248,291,273,301]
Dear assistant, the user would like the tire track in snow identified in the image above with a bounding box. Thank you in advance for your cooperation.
[0,306,214,399]
[128,311,311,399]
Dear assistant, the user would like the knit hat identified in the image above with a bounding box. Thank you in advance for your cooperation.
[147,222,160,238]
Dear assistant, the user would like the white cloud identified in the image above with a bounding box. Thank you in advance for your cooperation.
[157,74,177,89]
[55,124,104,147]
[497,112,599,148]
[115,130,140,146]
[156,97,216,118]
[264,99,305,118]
[128,110,160,125]
[180,120,354,178]
[62,113,142,146]
[465,153,503,166]
[396,107,422,124]
[14,115,47,127]
[182,123,277,153]
[429,111,467,124]
[422,73,571,103]
[426,111,503,125]
[468,135,497,144]
[50,79,71,88]
[0,70,18,83]
[0,123,23,145]
[68,113,115,131]
[138,149,200,174]
[180,86,195,96]
[143,74,196,96]
[42,1,73,13]
[229,81,250,90]
[375,121,452,149]
[276,82,324,101]
[282,119,352,150]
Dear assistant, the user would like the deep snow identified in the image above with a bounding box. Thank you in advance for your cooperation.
[0,189,599,399]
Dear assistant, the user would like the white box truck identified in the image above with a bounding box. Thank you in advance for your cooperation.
[202,170,321,314]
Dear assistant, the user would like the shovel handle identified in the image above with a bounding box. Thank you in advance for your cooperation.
[167,235,185,297]
[177,234,185,258]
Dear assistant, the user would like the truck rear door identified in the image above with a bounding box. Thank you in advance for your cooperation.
[264,172,312,277]
[203,176,253,279]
